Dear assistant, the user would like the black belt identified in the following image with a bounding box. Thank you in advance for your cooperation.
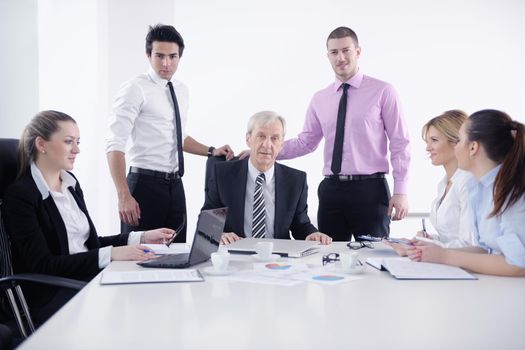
[129,167,181,180]
[325,173,385,181]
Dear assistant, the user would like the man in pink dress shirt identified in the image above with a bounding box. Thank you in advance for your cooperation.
[278,26,411,241]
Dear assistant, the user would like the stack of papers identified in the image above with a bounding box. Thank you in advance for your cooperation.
[209,262,364,286]
[100,269,203,285]
[366,257,477,280]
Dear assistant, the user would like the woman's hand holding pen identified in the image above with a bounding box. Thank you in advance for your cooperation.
[144,228,176,244]
[111,245,156,261]
[416,230,430,238]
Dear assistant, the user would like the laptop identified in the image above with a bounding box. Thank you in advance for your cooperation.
[225,238,320,258]
[137,208,227,268]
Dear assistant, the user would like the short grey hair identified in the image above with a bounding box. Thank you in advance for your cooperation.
[246,111,286,137]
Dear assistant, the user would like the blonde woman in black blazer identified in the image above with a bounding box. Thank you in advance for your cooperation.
[3,110,174,321]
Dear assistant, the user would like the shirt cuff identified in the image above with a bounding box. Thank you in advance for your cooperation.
[128,231,143,245]
[98,246,112,269]
[393,181,408,195]
[496,233,525,268]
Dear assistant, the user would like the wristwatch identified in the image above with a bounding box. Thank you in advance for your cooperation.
[207,146,215,158]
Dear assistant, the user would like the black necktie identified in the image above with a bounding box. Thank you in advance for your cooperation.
[167,81,184,177]
[330,83,350,175]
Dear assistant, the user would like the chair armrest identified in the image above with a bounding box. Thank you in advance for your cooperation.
[0,273,87,290]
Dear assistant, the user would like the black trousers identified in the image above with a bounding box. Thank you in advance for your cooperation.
[121,172,187,243]
[317,177,391,241]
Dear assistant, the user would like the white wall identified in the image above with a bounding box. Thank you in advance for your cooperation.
[0,0,39,138]
[1,0,524,239]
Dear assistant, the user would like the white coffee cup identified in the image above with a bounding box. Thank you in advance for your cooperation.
[211,252,230,272]
[340,252,359,271]
[255,242,274,260]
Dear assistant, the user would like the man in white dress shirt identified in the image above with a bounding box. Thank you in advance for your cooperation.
[106,24,234,242]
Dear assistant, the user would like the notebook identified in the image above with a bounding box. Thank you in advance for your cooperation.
[137,207,227,268]
[225,238,320,258]
[366,257,477,280]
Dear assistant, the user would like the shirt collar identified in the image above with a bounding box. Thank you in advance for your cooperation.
[332,70,363,92]
[247,158,275,184]
[479,164,502,189]
[450,169,462,183]
[147,66,175,86]
[30,162,77,199]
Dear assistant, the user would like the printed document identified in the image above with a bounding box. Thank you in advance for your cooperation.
[100,269,203,285]
[366,257,477,280]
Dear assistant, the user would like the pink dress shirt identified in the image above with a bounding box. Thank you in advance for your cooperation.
[278,72,410,194]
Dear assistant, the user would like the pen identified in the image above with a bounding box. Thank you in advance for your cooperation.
[422,218,427,238]
[143,249,154,254]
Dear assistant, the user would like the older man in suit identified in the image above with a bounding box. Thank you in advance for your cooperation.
[203,111,332,245]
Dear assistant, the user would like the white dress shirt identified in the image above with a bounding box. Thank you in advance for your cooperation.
[31,163,141,268]
[428,169,474,248]
[106,67,189,173]
[244,160,276,238]
[470,165,525,268]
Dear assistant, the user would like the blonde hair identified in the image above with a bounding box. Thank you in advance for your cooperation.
[18,110,76,177]
[421,109,468,144]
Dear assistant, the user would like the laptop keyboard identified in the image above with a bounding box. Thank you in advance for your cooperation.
[139,253,190,268]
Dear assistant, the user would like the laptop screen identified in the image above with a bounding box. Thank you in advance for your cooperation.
[187,207,228,266]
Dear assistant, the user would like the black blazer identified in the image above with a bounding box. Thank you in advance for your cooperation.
[2,170,128,306]
[202,158,317,239]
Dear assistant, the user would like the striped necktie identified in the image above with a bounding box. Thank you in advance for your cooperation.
[252,173,266,238]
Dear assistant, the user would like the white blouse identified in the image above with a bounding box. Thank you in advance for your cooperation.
[428,169,474,248]
[31,163,141,268]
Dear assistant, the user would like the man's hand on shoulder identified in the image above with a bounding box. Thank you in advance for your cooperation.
[388,194,408,221]
[237,149,250,160]
[213,145,235,160]
[306,232,332,245]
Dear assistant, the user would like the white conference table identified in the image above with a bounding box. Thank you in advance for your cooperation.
[19,243,525,350]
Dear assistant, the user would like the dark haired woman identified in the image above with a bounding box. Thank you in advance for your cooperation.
[407,109,525,276]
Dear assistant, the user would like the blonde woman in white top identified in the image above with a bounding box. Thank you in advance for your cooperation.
[389,110,474,255]
[428,168,472,247]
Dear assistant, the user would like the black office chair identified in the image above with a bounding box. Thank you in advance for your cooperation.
[0,138,87,340]
[204,155,240,195]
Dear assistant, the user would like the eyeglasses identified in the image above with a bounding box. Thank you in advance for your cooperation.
[322,253,340,266]
[165,215,186,247]
[347,241,374,250]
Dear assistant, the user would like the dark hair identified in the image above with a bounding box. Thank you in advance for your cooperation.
[18,110,76,177]
[327,26,359,47]
[466,109,525,217]
[145,24,185,57]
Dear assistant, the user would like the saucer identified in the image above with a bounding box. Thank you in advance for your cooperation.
[202,266,239,276]
[251,253,281,262]
[330,263,366,275]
